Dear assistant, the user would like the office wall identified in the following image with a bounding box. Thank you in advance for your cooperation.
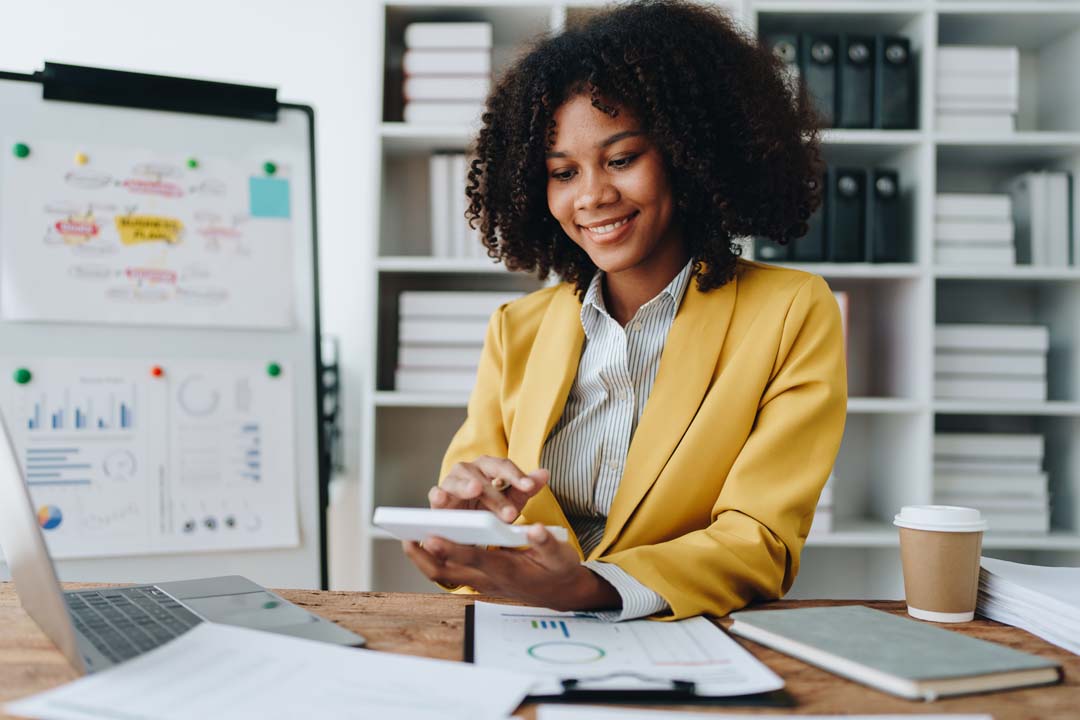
[0,0,382,585]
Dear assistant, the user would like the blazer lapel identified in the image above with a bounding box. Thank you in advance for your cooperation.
[508,284,585,556]
[590,275,738,558]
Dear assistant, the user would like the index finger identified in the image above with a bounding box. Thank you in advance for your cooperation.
[472,456,537,493]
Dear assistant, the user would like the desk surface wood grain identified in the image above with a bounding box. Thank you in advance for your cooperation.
[2,583,1078,718]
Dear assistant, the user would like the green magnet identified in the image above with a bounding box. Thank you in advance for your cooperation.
[267,362,282,378]
[187,157,199,169]
[13,143,30,159]
[263,161,277,176]
[13,368,31,385]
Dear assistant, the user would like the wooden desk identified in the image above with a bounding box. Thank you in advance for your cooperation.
[2,583,1077,718]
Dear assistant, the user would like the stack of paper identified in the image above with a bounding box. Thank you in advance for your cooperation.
[934,324,1049,402]
[936,46,1019,133]
[933,433,1050,534]
[978,556,1080,655]
[1005,171,1075,267]
[429,152,486,259]
[403,22,492,126]
[396,291,523,393]
[934,193,1015,266]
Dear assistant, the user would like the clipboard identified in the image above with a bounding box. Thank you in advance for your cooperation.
[463,604,794,706]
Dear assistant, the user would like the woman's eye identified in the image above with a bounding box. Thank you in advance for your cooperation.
[551,169,576,182]
[610,154,638,169]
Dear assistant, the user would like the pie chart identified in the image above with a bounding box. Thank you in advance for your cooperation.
[37,505,63,531]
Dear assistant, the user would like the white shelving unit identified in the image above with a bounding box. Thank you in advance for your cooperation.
[363,0,1080,597]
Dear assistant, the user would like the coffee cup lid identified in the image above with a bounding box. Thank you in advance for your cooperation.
[894,505,988,533]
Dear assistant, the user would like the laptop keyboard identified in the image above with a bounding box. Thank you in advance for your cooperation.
[65,586,203,664]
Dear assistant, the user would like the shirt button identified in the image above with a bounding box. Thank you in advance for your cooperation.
[607,460,620,471]
[631,321,643,332]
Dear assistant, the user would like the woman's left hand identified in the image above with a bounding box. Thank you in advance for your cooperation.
[402,524,621,611]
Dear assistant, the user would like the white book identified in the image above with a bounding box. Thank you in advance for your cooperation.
[936,471,1048,497]
[934,324,1050,352]
[937,46,1020,75]
[936,193,1012,221]
[396,368,477,393]
[936,73,1019,102]
[429,154,451,258]
[399,318,489,344]
[934,245,1015,265]
[404,22,493,49]
[934,220,1014,243]
[936,112,1016,134]
[935,351,1046,377]
[451,154,469,258]
[935,495,1048,512]
[1046,172,1071,267]
[935,459,1044,475]
[934,433,1044,460]
[403,76,490,102]
[398,344,484,370]
[1006,172,1049,266]
[404,101,483,126]
[934,376,1047,402]
[808,506,833,537]
[980,509,1050,534]
[936,97,1019,113]
[403,49,492,76]
[399,291,523,317]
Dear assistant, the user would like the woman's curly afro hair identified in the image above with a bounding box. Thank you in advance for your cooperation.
[465,0,823,296]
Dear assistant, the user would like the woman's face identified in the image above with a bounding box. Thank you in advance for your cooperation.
[545,94,681,280]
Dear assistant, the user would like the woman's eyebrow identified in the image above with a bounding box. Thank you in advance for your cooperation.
[545,130,645,158]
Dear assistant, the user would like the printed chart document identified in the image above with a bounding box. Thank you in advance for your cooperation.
[537,709,992,720]
[471,601,783,696]
[5,623,534,720]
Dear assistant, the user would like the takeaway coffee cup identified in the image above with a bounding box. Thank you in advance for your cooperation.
[893,505,988,623]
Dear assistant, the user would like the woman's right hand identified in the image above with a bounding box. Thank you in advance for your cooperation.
[428,456,550,523]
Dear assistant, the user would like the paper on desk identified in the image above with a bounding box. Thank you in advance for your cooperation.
[537,709,993,720]
[5,622,534,720]
[472,601,784,696]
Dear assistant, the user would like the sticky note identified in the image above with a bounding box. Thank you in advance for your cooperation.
[249,177,291,219]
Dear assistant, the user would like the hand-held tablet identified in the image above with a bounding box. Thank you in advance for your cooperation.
[373,507,569,547]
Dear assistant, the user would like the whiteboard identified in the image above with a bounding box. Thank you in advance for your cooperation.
[0,70,324,589]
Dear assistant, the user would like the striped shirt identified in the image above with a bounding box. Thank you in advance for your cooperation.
[540,259,694,620]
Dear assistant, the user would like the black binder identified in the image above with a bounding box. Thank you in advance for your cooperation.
[765,33,800,101]
[829,167,867,262]
[875,35,916,129]
[868,168,904,262]
[462,604,794,706]
[792,170,829,262]
[755,236,790,262]
[800,34,838,127]
[838,35,875,128]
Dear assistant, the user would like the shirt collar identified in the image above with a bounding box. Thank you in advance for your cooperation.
[580,258,695,335]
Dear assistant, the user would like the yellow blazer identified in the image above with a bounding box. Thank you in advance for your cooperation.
[439,259,847,619]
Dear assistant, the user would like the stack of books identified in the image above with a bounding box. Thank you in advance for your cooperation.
[429,152,485,259]
[934,433,1050,535]
[978,557,1080,655]
[935,324,1049,401]
[1005,171,1075,267]
[395,291,523,393]
[936,46,1019,133]
[402,22,492,126]
[934,193,1015,266]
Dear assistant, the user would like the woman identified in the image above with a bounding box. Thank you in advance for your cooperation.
[402,0,847,620]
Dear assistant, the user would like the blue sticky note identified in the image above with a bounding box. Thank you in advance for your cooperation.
[249,177,291,218]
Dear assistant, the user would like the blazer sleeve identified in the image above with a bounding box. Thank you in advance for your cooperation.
[597,275,848,619]
[439,305,510,479]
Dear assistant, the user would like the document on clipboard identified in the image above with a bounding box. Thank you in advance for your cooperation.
[465,602,790,705]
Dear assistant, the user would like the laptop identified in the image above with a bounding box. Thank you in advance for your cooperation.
[0,410,365,674]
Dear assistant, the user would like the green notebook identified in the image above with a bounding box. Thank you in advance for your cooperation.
[728,605,1062,701]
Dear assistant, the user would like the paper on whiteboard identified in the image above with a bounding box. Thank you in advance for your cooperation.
[1,358,298,558]
[5,622,535,720]
[472,601,784,696]
[0,141,294,328]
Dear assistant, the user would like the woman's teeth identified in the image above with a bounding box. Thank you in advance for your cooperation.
[588,215,633,234]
